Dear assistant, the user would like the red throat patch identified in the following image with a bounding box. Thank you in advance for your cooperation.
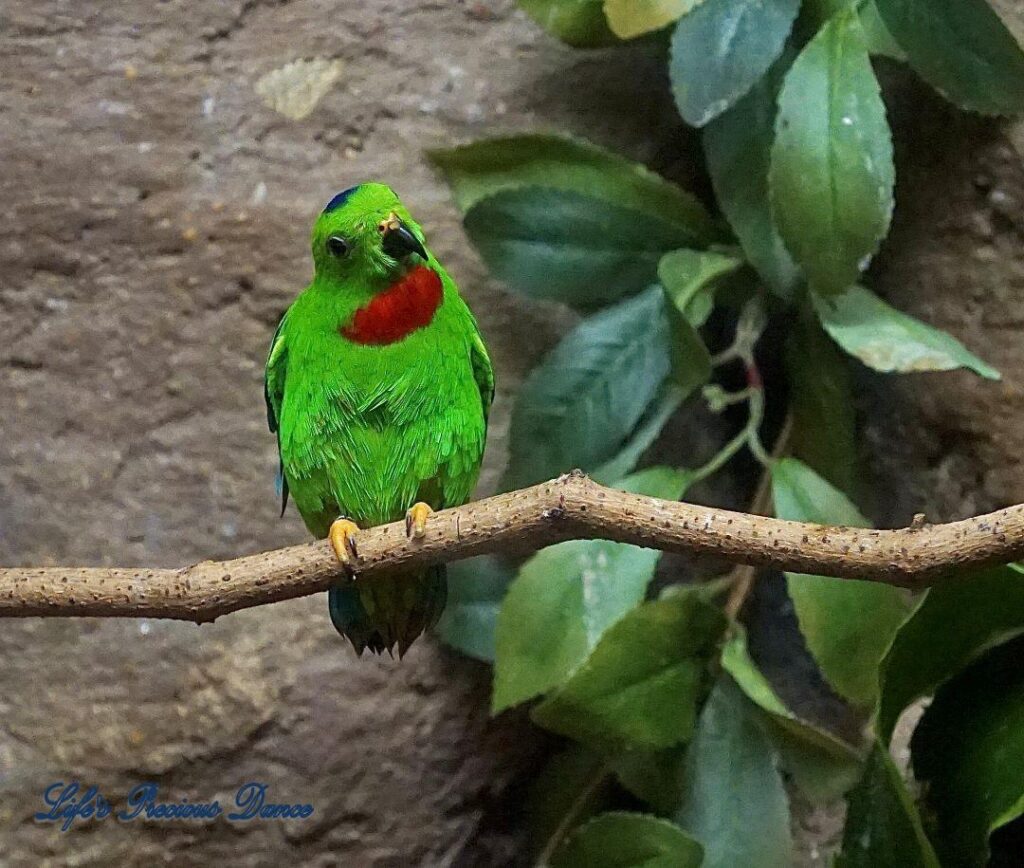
[340,266,444,345]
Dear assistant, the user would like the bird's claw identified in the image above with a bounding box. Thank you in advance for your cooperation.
[405,502,434,540]
[329,518,361,577]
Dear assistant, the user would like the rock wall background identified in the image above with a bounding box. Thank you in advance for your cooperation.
[0,1,1022,865]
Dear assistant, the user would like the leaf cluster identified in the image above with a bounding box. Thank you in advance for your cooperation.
[429,2,1024,863]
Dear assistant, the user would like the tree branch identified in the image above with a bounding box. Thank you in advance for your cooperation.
[3,472,1023,623]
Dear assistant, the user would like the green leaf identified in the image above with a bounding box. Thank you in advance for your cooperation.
[611,748,687,814]
[434,555,515,662]
[876,564,1024,741]
[664,290,713,394]
[503,287,673,490]
[591,386,688,486]
[493,467,691,712]
[659,248,744,327]
[430,134,719,242]
[802,0,854,23]
[553,812,703,868]
[604,0,700,39]
[859,1,906,60]
[772,458,909,707]
[670,0,800,126]
[772,456,867,528]
[813,286,1000,379]
[531,593,727,750]
[492,538,648,711]
[786,304,858,495]
[703,57,800,297]
[616,465,693,500]
[464,187,708,306]
[676,677,793,868]
[518,0,619,47]
[770,10,894,295]
[875,0,1024,115]
[722,625,864,801]
[911,637,1024,867]
[835,741,941,868]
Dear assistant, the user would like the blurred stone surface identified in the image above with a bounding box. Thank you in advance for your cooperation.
[861,77,1024,528]
[1,1,1023,866]
[0,1,683,864]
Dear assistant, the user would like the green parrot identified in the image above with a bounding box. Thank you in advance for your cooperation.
[264,183,494,656]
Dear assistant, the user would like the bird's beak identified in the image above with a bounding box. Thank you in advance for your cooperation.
[381,218,427,262]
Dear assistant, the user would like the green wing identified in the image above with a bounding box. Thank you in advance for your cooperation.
[264,312,289,515]
[469,321,495,428]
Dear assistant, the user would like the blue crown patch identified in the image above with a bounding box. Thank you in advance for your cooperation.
[322,186,360,213]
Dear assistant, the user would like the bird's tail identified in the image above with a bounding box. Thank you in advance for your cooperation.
[328,565,447,657]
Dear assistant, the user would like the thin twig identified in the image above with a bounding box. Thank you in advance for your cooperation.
[533,762,611,867]
[723,458,778,620]
[724,413,792,620]
[2,472,1023,623]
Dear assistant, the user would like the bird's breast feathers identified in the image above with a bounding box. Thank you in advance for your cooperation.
[340,265,444,346]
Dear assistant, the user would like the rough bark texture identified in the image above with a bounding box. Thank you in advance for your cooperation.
[5,474,1024,623]
[1,1,1023,865]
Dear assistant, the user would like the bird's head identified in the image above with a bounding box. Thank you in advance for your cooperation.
[311,183,429,283]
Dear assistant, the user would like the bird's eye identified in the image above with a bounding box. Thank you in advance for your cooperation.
[326,235,350,258]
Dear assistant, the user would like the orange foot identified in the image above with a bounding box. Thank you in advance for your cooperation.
[404,502,434,540]
[329,518,360,575]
